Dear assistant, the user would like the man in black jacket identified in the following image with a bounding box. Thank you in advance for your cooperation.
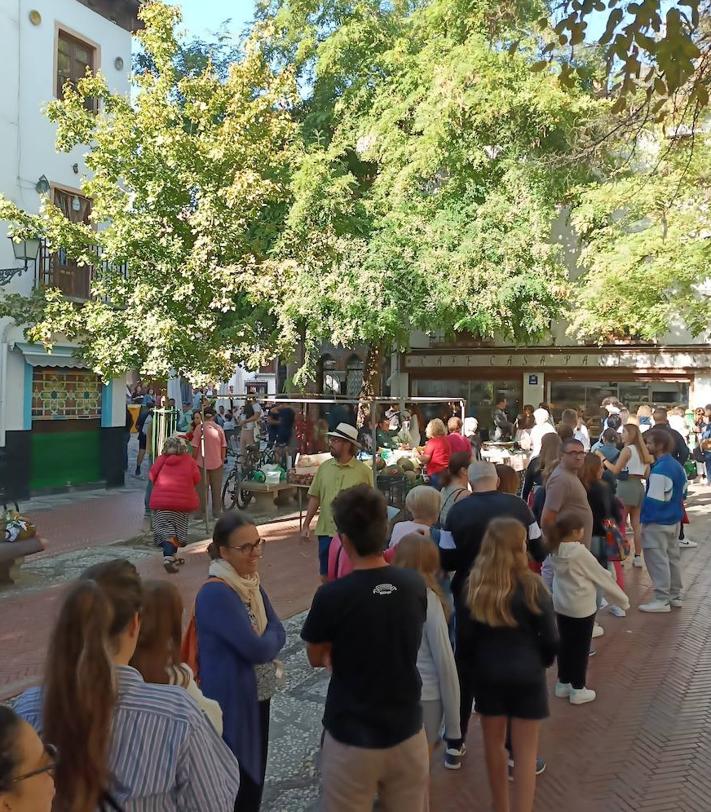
[652,408,690,465]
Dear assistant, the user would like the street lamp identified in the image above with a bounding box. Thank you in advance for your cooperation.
[0,237,41,286]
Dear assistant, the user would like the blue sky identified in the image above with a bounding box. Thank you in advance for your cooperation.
[173,0,256,39]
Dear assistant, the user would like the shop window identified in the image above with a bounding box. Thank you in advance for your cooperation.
[57,29,97,112]
[345,354,364,398]
[32,367,102,421]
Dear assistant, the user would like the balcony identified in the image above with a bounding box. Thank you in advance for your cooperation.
[35,240,127,301]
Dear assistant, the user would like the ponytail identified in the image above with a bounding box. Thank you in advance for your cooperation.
[545,512,584,553]
[440,450,471,488]
[43,560,142,812]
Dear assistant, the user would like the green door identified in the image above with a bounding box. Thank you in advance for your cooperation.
[30,429,101,490]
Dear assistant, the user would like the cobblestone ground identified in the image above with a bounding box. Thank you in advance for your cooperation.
[3,468,711,810]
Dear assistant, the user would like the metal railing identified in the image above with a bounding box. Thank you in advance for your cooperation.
[35,239,128,301]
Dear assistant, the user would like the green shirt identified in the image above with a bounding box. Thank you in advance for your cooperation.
[307,456,373,537]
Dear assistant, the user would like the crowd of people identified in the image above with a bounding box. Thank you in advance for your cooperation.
[2,394,703,812]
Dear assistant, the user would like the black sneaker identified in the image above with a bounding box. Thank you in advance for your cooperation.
[444,744,466,770]
[508,756,546,780]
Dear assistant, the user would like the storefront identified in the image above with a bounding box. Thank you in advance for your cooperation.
[401,344,711,437]
[0,323,127,499]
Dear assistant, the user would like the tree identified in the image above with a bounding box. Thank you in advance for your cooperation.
[568,124,711,341]
[0,2,298,384]
[262,0,605,407]
[531,1,710,124]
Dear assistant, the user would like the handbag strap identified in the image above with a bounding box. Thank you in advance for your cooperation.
[438,488,467,523]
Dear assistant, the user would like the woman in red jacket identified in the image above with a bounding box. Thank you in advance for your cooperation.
[149,437,200,573]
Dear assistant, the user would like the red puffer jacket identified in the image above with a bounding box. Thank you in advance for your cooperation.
[149,454,200,513]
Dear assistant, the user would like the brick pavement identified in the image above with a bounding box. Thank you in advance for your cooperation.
[0,516,320,700]
[430,487,711,812]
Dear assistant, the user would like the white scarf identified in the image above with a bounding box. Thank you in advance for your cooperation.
[209,559,267,634]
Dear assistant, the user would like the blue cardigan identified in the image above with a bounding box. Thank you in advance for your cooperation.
[195,581,286,782]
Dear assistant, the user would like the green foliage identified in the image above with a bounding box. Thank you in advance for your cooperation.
[267,0,603,377]
[569,126,711,341]
[532,1,710,123]
[0,2,298,383]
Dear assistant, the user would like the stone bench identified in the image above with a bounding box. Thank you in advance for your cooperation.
[240,481,296,512]
[0,537,45,585]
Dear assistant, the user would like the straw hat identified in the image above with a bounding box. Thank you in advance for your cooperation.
[326,422,362,449]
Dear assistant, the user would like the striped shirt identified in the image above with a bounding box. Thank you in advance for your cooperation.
[14,666,240,811]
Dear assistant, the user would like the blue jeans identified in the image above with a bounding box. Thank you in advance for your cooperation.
[318,535,332,576]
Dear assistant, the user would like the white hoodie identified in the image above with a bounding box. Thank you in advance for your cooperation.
[551,542,630,618]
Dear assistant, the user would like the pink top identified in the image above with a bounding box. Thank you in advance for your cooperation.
[191,421,227,470]
[446,432,471,456]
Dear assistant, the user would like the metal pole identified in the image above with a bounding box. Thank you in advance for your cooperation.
[371,396,377,487]
[460,399,465,432]
[200,403,208,534]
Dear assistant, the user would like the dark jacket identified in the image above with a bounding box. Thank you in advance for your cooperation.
[455,584,558,684]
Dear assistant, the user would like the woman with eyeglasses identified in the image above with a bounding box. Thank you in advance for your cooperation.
[0,705,55,812]
[196,512,286,812]
[13,559,240,811]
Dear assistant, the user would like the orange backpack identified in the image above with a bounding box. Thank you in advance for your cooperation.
[180,577,223,683]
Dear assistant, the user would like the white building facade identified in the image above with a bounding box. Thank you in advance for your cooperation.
[0,0,139,498]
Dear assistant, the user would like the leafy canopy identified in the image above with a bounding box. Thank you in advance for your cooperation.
[0,1,298,383]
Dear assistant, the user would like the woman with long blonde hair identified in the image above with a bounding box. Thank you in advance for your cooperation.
[600,422,653,566]
[455,518,557,812]
[394,534,460,756]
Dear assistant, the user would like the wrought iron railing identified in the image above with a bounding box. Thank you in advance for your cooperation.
[35,239,128,301]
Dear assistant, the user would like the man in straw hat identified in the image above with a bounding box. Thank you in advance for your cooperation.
[301,422,372,582]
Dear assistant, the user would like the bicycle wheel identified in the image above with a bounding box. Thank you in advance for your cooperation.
[222,469,239,512]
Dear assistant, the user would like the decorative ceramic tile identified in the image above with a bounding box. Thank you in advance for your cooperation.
[31,367,102,420]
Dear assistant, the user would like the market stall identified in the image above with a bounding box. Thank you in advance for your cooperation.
[272,395,467,518]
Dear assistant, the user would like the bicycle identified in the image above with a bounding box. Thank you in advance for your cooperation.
[221,441,277,511]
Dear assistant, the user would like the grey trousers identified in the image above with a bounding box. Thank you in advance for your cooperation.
[641,523,682,603]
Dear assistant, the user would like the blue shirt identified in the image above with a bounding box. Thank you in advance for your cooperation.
[14,666,240,811]
[641,453,686,526]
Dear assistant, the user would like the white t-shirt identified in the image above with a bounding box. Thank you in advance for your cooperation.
[625,444,647,476]
[389,520,430,549]
[530,422,557,456]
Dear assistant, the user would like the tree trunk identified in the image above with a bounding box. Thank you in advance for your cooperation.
[357,342,385,428]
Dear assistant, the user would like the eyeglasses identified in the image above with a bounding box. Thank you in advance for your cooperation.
[13,743,58,783]
[564,451,585,457]
[227,539,264,555]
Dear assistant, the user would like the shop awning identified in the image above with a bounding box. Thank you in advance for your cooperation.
[14,342,88,369]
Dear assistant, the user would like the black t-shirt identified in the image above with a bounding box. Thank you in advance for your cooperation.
[586,479,614,537]
[441,491,544,607]
[301,566,427,748]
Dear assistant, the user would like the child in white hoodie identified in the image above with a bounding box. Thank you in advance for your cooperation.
[548,512,630,706]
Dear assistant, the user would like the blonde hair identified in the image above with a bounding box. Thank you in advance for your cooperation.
[162,436,187,455]
[637,404,652,418]
[426,418,446,438]
[394,533,450,621]
[623,422,653,464]
[405,485,440,520]
[466,518,547,627]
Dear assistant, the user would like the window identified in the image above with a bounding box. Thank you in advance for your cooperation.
[38,189,93,299]
[56,29,96,111]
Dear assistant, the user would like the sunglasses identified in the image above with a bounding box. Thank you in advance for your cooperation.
[13,743,58,783]
[227,539,264,555]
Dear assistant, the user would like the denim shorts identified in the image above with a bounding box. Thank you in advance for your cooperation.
[318,535,332,576]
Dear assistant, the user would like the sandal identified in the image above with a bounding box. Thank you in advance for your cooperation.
[163,557,179,574]
[175,557,186,566]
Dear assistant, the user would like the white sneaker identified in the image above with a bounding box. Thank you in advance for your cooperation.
[670,598,683,608]
[599,597,609,609]
[639,600,671,613]
[569,687,596,705]
[609,605,627,618]
[554,681,572,698]
[592,623,604,638]
[633,555,643,568]
[679,539,698,548]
